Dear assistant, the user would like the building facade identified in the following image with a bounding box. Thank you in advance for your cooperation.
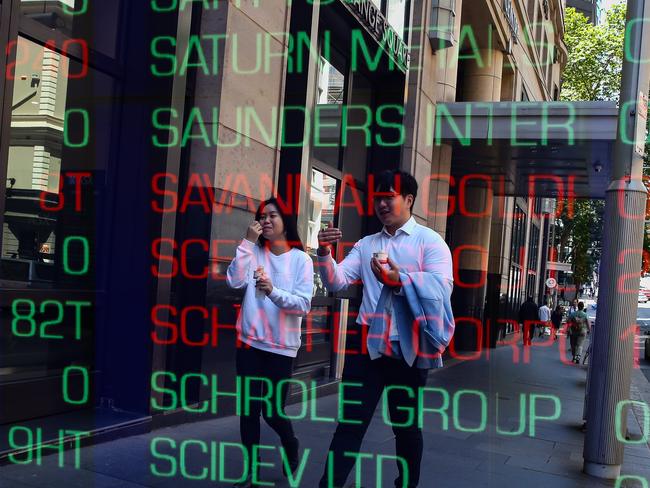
[0,0,566,450]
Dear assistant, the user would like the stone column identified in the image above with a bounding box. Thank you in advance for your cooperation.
[402,0,465,236]
[450,49,503,350]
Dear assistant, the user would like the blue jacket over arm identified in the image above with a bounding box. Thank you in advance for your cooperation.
[367,270,455,369]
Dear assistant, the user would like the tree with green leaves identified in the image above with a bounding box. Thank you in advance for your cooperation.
[562,3,626,102]
[553,200,605,293]
[558,2,640,291]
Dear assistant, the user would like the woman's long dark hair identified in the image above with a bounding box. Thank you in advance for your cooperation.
[255,197,305,251]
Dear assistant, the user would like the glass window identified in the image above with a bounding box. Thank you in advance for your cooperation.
[303,305,331,348]
[387,0,408,38]
[317,57,345,105]
[345,72,373,183]
[508,205,527,315]
[20,0,122,58]
[307,169,338,297]
[528,224,539,272]
[527,273,536,299]
[313,55,345,169]
[4,36,113,287]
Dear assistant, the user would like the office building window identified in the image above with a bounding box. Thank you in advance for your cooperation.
[528,224,540,273]
[508,205,527,316]
[527,224,540,298]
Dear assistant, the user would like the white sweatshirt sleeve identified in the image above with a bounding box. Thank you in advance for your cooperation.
[267,252,313,314]
[316,240,362,292]
[226,239,256,289]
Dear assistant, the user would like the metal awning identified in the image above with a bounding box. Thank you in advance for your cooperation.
[435,101,618,198]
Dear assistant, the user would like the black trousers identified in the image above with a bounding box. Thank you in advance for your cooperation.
[523,322,536,345]
[236,346,297,467]
[319,354,429,488]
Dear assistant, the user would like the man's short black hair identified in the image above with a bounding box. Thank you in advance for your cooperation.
[374,169,418,214]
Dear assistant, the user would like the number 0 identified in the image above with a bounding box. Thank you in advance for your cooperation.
[62,0,88,15]
[62,366,89,405]
[64,109,89,148]
[63,236,89,275]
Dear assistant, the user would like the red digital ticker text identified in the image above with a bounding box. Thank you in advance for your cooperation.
[152,238,506,288]
[151,172,586,220]
[150,305,643,367]
[38,172,91,212]
[6,39,89,80]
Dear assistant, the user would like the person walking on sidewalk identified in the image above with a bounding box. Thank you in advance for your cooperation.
[518,295,539,346]
[226,197,313,487]
[538,301,551,338]
[568,301,590,364]
[568,298,578,318]
[550,305,563,341]
[315,170,455,488]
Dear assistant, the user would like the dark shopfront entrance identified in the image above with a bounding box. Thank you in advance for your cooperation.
[0,0,413,451]
[0,0,185,450]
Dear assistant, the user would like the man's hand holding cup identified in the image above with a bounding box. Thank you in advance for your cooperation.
[371,255,401,289]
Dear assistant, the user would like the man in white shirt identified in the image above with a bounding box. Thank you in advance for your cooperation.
[538,302,551,338]
[316,170,453,488]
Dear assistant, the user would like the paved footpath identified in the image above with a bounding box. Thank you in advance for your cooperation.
[2,334,650,488]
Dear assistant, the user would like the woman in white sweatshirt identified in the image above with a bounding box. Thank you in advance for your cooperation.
[226,197,313,487]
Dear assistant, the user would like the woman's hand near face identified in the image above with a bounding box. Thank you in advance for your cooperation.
[246,221,263,243]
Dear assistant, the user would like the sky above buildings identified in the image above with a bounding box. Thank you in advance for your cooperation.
[598,0,622,23]
[600,0,625,13]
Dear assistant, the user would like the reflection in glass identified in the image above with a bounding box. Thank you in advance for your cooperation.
[20,0,121,58]
[387,0,407,38]
[314,56,345,168]
[344,72,372,182]
[317,57,345,105]
[5,37,69,282]
[307,169,338,297]
[0,36,104,419]
[304,306,331,345]
[4,36,105,285]
[21,0,78,29]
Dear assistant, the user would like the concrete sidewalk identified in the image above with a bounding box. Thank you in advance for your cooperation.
[2,334,650,488]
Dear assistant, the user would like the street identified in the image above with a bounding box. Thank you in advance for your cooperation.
[2,322,650,488]
[584,298,650,382]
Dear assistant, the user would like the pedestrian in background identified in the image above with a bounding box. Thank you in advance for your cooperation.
[538,301,551,337]
[519,295,539,346]
[551,305,563,341]
[568,301,590,364]
[568,298,578,317]
[226,197,313,487]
